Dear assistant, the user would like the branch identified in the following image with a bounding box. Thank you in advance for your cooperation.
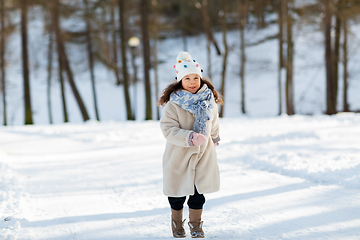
[246,33,279,47]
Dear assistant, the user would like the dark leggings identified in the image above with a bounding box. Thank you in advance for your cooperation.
[168,187,205,210]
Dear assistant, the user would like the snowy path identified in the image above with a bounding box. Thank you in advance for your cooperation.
[1,115,360,240]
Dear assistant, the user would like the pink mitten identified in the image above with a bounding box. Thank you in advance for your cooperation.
[191,132,207,146]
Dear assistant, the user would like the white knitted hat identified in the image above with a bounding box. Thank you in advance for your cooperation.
[173,51,202,81]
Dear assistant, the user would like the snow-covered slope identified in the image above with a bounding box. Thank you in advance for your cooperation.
[1,114,359,239]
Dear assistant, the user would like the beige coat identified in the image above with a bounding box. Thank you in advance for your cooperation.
[160,86,220,197]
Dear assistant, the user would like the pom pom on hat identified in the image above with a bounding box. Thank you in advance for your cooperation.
[174,51,202,81]
[177,51,192,62]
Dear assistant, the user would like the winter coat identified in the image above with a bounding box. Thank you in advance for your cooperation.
[160,85,220,197]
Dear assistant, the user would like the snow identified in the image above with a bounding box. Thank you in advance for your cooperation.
[1,113,360,239]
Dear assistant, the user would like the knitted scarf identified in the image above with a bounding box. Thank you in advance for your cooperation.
[170,85,215,135]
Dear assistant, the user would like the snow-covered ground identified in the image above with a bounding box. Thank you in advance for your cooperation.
[1,113,360,240]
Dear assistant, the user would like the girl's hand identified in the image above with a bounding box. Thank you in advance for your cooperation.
[214,142,219,147]
[191,132,207,146]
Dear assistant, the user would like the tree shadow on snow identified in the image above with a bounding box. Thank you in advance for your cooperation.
[22,207,169,228]
[206,182,311,209]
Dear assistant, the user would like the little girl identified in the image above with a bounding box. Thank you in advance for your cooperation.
[159,52,222,238]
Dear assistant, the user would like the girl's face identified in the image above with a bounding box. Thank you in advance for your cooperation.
[181,74,201,94]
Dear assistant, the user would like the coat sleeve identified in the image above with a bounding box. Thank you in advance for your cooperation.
[160,103,193,147]
[210,104,220,143]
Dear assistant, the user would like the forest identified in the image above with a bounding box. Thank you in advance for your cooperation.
[0,0,360,125]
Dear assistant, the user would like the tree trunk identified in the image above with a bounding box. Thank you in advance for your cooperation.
[130,47,138,119]
[207,40,211,79]
[152,0,160,120]
[200,0,221,55]
[141,0,152,120]
[21,0,33,125]
[333,0,341,111]
[255,0,266,28]
[0,0,6,126]
[49,0,89,121]
[84,0,100,121]
[110,3,121,85]
[58,53,68,123]
[285,0,295,115]
[239,0,247,114]
[277,0,284,115]
[118,0,133,120]
[180,0,188,51]
[219,0,228,118]
[100,5,110,61]
[343,15,349,112]
[324,0,336,114]
[46,24,54,124]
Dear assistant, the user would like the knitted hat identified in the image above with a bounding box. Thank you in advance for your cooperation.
[173,51,202,81]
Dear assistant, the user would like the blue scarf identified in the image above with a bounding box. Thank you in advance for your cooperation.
[170,85,215,135]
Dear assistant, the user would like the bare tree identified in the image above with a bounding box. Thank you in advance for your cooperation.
[58,54,68,123]
[239,0,247,114]
[180,0,188,51]
[118,0,133,120]
[324,0,336,114]
[141,0,152,120]
[277,0,285,115]
[343,16,349,112]
[285,0,295,115]
[206,38,212,80]
[152,0,160,120]
[49,0,90,121]
[21,0,33,124]
[255,0,267,28]
[110,2,121,85]
[45,12,54,124]
[84,0,100,121]
[0,0,6,125]
[196,0,221,55]
[219,0,228,118]
[333,0,341,110]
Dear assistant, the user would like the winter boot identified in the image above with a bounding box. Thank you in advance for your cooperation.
[188,208,204,238]
[171,208,186,238]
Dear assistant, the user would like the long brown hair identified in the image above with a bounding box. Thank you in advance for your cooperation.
[158,78,223,106]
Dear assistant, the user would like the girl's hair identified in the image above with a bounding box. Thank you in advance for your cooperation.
[158,78,223,106]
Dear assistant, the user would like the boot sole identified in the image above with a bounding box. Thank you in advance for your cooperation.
[173,234,186,238]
